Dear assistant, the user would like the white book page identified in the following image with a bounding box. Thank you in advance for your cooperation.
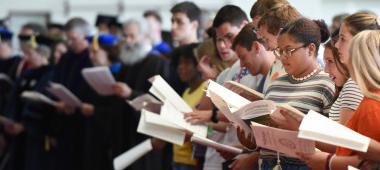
[208,90,252,136]
[207,80,250,110]
[298,110,370,152]
[235,100,277,120]
[224,81,264,101]
[149,75,192,112]
[81,67,116,96]
[46,82,82,107]
[127,94,162,111]
[137,110,186,145]
[113,139,153,170]
[160,101,208,137]
[251,122,315,158]
[191,134,243,154]
[21,91,57,106]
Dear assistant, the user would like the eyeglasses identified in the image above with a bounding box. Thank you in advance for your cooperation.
[273,45,307,58]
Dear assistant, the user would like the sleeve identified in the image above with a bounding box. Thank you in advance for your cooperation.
[322,81,337,116]
[340,80,364,111]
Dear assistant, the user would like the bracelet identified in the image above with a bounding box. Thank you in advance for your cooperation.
[328,154,335,170]
[211,107,219,123]
[325,153,333,170]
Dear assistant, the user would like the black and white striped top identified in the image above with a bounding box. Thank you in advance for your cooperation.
[328,78,363,122]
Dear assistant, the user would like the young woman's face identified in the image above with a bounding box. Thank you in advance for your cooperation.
[277,33,312,77]
[177,57,198,83]
[323,47,347,87]
[335,23,354,65]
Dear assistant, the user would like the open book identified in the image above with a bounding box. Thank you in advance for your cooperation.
[149,75,192,112]
[46,82,82,108]
[127,93,162,111]
[21,91,57,106]
[251,122,315,158]
[137,109,186,145]
[160,101,208,138]
[148,75,208,137]
[298,110,370,152]
[113,139,153,170]
[191,134,243,154]
[82,67,116,96]
[207,80,251,111]
[224,81,264,101]
[270,104,305,124]
[208,89,280,136]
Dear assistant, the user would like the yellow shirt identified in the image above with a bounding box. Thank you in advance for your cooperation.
[173,81,207,166]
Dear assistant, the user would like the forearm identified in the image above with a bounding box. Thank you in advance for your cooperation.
[331,155,361,170]
[209,122,229,132]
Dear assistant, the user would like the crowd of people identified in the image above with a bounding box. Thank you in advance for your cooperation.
[0,0,379,170]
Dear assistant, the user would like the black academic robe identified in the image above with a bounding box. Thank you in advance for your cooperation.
[2,65,54,170]
[82,66,131,170]
[51,48,96,170]
[116,53,171,170]
[0,56,22,113]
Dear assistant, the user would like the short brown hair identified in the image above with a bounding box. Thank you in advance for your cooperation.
[232,23,264,51]
[258,4,301,35]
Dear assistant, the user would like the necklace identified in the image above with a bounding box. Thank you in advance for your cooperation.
[291,66,320,82]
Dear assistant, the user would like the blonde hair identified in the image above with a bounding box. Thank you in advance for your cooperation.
[344,11,379,36]
[350,30,380,101]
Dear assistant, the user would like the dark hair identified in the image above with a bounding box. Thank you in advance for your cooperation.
[212,5,248,28]
[258,4,301,35]
[170,1,201,24]
[21,22,47,35]
[280,18,330,55]
[143,10,162,23]
[178,43,199,65]
[100,44,120,63]
[250,0,289,19]
[343,11,379,36]
[232,23,264,50]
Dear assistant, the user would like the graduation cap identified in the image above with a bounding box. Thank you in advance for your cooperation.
[18,34,54,49]
[95,14,120,27]
[86,34,118,50]
[0,28,13,42]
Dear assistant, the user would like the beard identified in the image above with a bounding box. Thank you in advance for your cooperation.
[120,43,152,65]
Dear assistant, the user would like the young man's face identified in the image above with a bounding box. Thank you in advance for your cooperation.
[171,12,197,43]
[215,22,242,62]
[235,43,262,76]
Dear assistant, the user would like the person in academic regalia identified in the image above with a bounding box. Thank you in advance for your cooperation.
[50,17,95,170]
[0,28,22,114]
[2,35,55,170]
[112,18,171,170]
[79,34,129,170]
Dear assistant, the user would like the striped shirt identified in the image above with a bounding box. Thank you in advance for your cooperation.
[260,71,336,164]
[329,78,363,122]
[265,71,336,115]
